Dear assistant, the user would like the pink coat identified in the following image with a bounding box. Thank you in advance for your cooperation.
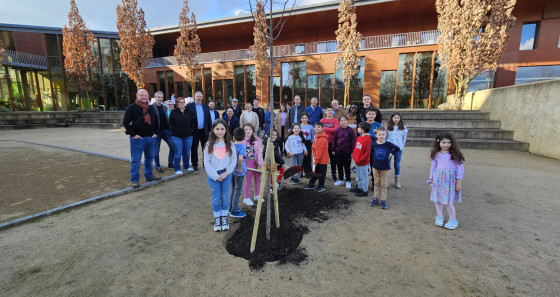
[244,136,264,168]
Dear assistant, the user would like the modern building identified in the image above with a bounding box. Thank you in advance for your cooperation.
[1,0,559,112]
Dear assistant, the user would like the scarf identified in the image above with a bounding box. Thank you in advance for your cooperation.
[135,99,151,125]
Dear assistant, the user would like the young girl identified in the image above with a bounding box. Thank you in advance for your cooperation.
[332,116,356,189]
[386,112,408,189]
[204,119,237,232]
[347,103,361,136]
[428,132,465,230]
[285,123,308,184]
[300,113,315,178]
[243,123,264,205]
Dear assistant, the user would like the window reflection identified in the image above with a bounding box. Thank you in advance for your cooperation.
[245,65,256,102]
[234,65,245,104]
[293,61,306,104]
[281,62,292,104]
[431,53,448,108]
[515,65,560,85]
[204,68,213,102]
[413,52,433,108]
[320,74,334,108]
[307,74,319,104]
[466,71,494,92]
[379,71,396,109]
[396,53,414,108]
[519,22,538,50]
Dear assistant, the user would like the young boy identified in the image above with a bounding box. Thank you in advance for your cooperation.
[303,122,329,192]
[351,122,372,197]
[229,128,249,215]
[365,106,382,141]
[370,127,400,209]
[320,106,340,182]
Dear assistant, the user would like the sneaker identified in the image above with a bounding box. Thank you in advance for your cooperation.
[277,184,283,191]
[444,219,458,230]
[192,166,199,171]
[186,167,194,172]
[331,177,337,182]
[355,190,368,197]
[303,185,315,190]
[229,211,246,218]
[349,187,361,193]
[334,180,344,186]
[131,182,139,188]
[253,195,264,202]
[315,187,326,192]
[435,216,444,227]
[146,176,162,182]
[167,162,174,168]
[294,178,300,184]
[345,181,352,189]
[370,197,379,207]
[156,167,164,173]
[290,178,298,185]
[243,198,254,206]
[221,217,230,231]
[380,200,388,209]
[214,218,222,232]
[350,166,357,173]
[175,170,184,175]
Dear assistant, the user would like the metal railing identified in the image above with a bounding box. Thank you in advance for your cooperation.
[0,49,47,70]
[148,29,441,68]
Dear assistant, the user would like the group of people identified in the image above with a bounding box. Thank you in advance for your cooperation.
[124,90,465,232]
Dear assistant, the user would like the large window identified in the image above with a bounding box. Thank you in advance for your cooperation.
[234,65,245,104]
[467,71,494,92]
[281,62,292,104]
[224,79,234,108]
[515,65,560,85]
[214,79,223,109]
[320,74,334,108]
[272,76,281,109]
[335,57,364,105]
[413,52,433,108]
[245,65,256,103]
[379,71,396,109]
[307,75,319,101]
[204,68,212,102]
[317,41,337,53]
[293,61,306,104]
[396,53,415,108]
[431,53,449,108]
[519,22,538,50]
[46,34,67,110]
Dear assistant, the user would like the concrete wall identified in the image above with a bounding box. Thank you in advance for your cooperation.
[450,79,560,159]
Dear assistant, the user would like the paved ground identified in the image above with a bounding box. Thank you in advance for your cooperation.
[1,127,559,297]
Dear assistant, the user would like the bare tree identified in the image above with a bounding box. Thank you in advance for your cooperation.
[62,0,98,108]
[174,0,201,96]
[436,0,516,109]
[116,0,155,88]
[335,0,362,107]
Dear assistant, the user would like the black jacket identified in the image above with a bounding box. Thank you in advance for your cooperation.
[123,103,159,137]
[359,104,383,123]
[287,104,304,128]
[186,102,212,136]
[253,106,265,128]
[169,108,196,138]
[262,135,285,169]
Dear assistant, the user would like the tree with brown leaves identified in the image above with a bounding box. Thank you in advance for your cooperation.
[251,1,270,101]
[335,0,362,107]
[116,0,154,88]
[0,39,5,65]
[436,0,516,109]
[174,0,201,96]
[62,0,98,107]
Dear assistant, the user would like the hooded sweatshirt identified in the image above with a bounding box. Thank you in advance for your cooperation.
[312,132,329,165]
[332,126,356,154]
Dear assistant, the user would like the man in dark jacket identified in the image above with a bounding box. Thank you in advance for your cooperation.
[287,95,304,131]
[122,89,162,188]
[208,101,220,124]
[151,91,174,173]
[222,107,240,134]
[223,98,243,119]
[252,98,265,137]
[187,91,212,171]
[359,94,382,123]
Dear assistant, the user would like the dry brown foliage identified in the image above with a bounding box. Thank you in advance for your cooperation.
[174,0,201,92]
[0,39,5,65]
[436,0,516,109]
[251,1,270,83]
[62,0,98,92]
[116,0,154,88]
[335,0,362,107]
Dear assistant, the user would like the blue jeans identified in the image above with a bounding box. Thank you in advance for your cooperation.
[207,172,232,218]
[229,174,245,212]
[389,150,403,176]
[129,136,155,182]
[171,136,193,172]
[291,153,304,179]
[154,129,174,168]
[356,165,369,192]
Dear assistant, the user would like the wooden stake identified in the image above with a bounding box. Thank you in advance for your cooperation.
[250,139,272,253]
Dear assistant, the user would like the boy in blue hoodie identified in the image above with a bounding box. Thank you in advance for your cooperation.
[229,128,247,218]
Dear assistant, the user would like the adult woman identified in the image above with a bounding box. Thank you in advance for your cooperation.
[274,103,290,155]
[222,107,239,134]
[239,102,259,130]
[168,97,195,174]
[347,102,361,136]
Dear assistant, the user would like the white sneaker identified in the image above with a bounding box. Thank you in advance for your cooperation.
[243,198,254,206]
[346,181,351,189]
[186,167,194,172]
[175,170,184,174]
[334,180,344,186]
[253,195,264,202]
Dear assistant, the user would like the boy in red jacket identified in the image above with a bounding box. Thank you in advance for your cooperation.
[304,122,329,192]
[320,106,340,182]
[351,122,372,197]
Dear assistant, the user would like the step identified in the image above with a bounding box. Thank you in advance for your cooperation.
[379,110,489,120]
[405,119,501,129]
[407,138,529,151]
[0,119,67,125]
[407,128,514,140]
[68,123,123,129]
[0,123,69,130]
[73,118,122,124]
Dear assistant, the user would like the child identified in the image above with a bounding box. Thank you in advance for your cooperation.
[300,113,315,178]
[204,119,237,232]
[332,116,356,189]
[263,129,285,192]
[285,123,308,184]
[370,127,400,209]
[242,123,264,205]
[320,106,340,182]
[351,122,372,196]
[366,106,382,185]
[347,103,361,136]
[303,122,329,192]
[386,112,408,189]
[428,132,465,230]
[229,128,248,217]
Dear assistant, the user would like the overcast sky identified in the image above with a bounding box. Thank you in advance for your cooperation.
[0,0,332,32]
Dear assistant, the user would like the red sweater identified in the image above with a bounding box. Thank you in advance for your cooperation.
[352,134,372,166]
[320,117,339,143]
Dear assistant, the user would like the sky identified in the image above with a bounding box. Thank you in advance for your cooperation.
[0,0,333,32]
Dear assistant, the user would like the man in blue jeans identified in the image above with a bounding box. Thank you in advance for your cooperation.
[151,91,174,173]
[122,89,162,188]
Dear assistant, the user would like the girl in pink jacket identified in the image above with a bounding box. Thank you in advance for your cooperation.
[242,123,264,205]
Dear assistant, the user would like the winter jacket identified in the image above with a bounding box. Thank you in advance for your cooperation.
[244,136,264,168]
[312,132,329,165]
[353,134,372,166]
[239,111,260,130]
[304,105,323,125]
[169,107,196,138]
[332,126,356,154]
[222,114,240,134]
[274,112,290,140]
[122,103,159,137]
[320,117,339,143]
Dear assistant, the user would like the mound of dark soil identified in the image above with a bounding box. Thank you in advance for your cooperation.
[226,187,351,270]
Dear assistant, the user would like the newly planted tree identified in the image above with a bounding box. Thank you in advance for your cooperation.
[335,0,362,107]
[62,0,98,109]
[116,0,154,88]
[436,0,516,109]
[174,0,201,96]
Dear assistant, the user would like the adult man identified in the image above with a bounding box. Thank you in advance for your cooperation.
[252,98,265,136]
[287,95,304,130]
[187,91,212,171]
[151,91,174,173]
[225,98,243,120]
[166,100,174,118]
[332,99,347,121]
[122,89,162,188]
[304,97,323,126]
[208,101,220,124]
[359,94,382,123]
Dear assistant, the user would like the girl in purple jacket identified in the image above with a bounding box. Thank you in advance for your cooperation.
[332,116,356,189]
